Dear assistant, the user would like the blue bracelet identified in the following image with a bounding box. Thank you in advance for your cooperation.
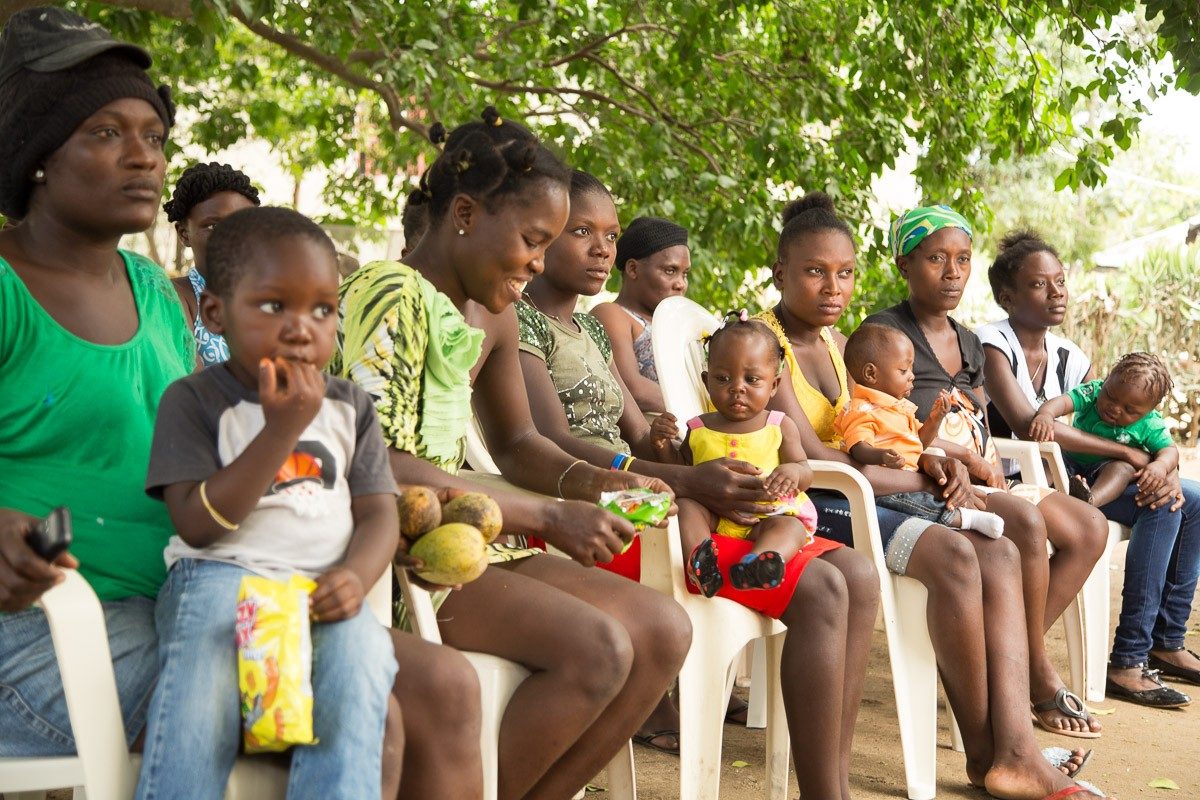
[610,452,629,471]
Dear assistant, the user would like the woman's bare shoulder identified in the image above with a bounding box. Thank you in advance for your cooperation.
[589,301,630,327]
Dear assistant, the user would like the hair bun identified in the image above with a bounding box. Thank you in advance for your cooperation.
[998,229,1045,252]
[428,122,447,145]
[782,191,834,226]
[481,106,502,127]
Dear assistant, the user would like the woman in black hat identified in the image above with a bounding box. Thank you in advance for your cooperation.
[0,5,191,759]
[591,215,692,415]
[0,11,485,800]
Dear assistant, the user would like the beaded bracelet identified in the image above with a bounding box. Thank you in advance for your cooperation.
[557,459,587,499]
[199,480,239,531]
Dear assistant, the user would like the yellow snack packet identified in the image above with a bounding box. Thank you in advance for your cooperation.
[235,574,318,753]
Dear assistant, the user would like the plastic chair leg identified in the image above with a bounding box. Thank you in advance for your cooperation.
[889,579,939,800]
[678,627,749,800]
[1061,596,1087,699]
[747,638,768,729]
[762,633,790,800]
[604,742,637,799]
[948,704,965,753]
[1083,523,1124,702]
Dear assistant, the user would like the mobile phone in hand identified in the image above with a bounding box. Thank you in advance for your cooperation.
[27,507,72,562]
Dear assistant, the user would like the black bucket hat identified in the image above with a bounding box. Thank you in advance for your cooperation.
[0,6,150,88]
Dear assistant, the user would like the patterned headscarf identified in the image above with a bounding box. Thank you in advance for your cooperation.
[888,205,973,260]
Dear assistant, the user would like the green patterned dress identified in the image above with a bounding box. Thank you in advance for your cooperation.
[515,299,630,455]
[333,260,544,625]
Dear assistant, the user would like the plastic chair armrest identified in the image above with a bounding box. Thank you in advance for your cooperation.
[36,570,136,798]
[808,460,889,579]
[994,438,1050,488]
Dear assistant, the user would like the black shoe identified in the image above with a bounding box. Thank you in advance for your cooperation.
[729,551,785,591]
[1106,667,1191,708]
[1148,649,1200,686]
[689,539,723,598]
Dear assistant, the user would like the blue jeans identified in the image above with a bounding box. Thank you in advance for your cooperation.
[135,559,397,800]
[1098,477,1200,667]
[0,595,157,756]
[809,491,935,575]
[875,491,954,526]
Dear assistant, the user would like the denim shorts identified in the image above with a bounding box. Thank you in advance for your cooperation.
[809,490,935,575]
[0,595,157,756]
[875,491,954,526]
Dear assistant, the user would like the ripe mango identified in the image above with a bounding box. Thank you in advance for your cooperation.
[409,523,488,586]
[441,493,503,544]
[397,486,442,541]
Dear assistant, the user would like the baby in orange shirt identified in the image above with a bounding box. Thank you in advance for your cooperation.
[835,324,1005,538]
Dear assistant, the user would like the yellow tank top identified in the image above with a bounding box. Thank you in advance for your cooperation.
[687,411,813,538]
[756,309,848,445]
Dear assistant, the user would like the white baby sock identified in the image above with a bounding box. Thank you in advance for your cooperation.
[958,508,1005,539]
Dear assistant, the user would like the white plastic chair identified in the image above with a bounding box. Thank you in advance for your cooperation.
[936,439,1091,751]
[652,296,944,800]
[395,562,636,800]
[0,571,393,800]
[1039,440,1130,702]
[993,438,1088,700]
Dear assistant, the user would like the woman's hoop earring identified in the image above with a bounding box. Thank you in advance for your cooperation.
[33,168,45,183]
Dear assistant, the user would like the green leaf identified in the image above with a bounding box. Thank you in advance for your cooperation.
[413,39,438,51]
[1053,167,1076,192]
[1149,778,1180,790]
[731,760,749,768]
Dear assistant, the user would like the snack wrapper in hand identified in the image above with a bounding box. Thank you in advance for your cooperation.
[599,488,672,552]
[236,574,318,753]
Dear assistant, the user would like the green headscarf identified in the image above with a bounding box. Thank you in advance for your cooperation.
[888,205,972,260]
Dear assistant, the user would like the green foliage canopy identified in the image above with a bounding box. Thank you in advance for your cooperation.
[3,0,1196,325]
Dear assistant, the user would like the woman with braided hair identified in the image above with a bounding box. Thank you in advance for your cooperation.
[981,230,1200,708]
[334,107,692,800]
[163,161,260,366]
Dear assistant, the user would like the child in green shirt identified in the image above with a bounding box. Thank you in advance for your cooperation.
[1030,352,1177,507]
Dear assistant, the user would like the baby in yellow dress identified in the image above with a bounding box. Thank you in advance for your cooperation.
[651,311,818,596]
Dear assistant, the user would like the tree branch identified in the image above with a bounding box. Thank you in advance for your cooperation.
[2,0,190,23]
[469,75,719,172]
[473,18,538,61]
[229,10,428,137]
[545,23,673,67]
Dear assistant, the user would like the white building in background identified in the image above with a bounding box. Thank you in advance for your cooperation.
[1092,213,1200,270]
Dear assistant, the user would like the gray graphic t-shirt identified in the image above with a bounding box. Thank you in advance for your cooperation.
[146,366,395,579]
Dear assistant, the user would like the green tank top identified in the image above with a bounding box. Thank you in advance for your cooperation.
[0,250,193,601]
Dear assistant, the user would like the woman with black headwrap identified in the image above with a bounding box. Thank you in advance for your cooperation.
[163,161,260,366]
[0,4,191,756]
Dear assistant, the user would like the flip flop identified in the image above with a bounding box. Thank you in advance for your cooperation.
[1032,687,1101,739]
[632,729,680,756]
[1043,746,1093,779]
[1041,780,1108,799]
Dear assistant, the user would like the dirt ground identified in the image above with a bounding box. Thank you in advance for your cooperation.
[610,452,1200,800]
[26,457,1200,800]
[612,571,1200,800]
